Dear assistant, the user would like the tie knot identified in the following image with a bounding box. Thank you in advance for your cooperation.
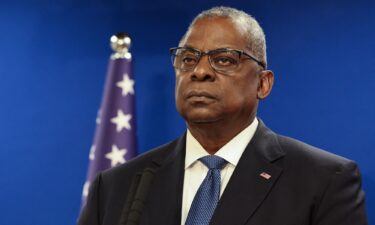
[199,155,227,170]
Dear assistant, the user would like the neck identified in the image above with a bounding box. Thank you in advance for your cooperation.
[187,117,255,154]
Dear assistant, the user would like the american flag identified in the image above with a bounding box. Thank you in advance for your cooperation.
[81,44,137,206]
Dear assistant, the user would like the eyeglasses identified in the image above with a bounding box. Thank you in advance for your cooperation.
[169,47,265,74]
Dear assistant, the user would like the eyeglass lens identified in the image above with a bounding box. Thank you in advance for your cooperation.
[172,48,242,73]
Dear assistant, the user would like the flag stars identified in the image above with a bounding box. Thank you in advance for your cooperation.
[89,145,96,160]
[116,73,135,96]
[105,145,127,167]
[96,110,101,124]
[111,110,132,132]
[82,181,90,197]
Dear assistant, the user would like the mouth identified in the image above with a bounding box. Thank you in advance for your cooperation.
[186,91,216,100]
[185,90,217,105]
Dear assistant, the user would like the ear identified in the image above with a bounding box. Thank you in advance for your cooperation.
[257,70,274,99]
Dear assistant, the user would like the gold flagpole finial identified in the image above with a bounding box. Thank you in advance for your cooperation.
[110,32,132,59]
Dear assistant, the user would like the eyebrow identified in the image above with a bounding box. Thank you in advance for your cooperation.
[181,45,239,51]
[182,44,195,49]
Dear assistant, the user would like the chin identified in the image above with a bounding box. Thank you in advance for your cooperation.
[182,113,221,124]
[177,104,222,123]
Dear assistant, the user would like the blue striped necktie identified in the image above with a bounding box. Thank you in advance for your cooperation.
[185,155,228,225]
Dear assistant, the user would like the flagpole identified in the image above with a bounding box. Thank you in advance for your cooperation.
[81,33,137,208]
[110,33,132,60]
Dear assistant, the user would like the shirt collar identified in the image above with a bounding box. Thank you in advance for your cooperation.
[185,118,259,169]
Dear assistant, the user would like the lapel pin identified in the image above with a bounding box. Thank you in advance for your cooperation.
[260,172,271,180]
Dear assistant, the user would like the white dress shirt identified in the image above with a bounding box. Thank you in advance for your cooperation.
[181,118,259,225]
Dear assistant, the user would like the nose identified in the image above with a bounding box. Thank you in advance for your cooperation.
[190,55,215,81]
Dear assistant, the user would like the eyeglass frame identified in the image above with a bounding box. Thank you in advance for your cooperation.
[169,47,266,74]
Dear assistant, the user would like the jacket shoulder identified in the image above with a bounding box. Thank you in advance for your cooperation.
[276,134,356,172]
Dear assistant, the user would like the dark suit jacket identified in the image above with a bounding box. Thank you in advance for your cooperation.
[78,120,368,225]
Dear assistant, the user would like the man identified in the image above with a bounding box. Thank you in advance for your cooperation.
[78,6,368,225]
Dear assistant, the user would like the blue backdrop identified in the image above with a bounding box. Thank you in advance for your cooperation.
[0,0,373,224]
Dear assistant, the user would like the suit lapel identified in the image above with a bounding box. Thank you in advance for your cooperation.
[141,135,186,225]
[210,121,285,225]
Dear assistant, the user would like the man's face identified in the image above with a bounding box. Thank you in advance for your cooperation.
[175,17,266,127]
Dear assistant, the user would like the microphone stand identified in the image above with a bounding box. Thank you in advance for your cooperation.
[118,167,156,225]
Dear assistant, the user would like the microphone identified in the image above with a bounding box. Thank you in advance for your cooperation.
[118,167,156,225]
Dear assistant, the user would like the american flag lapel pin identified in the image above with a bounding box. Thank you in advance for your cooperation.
[260,172,272,180]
